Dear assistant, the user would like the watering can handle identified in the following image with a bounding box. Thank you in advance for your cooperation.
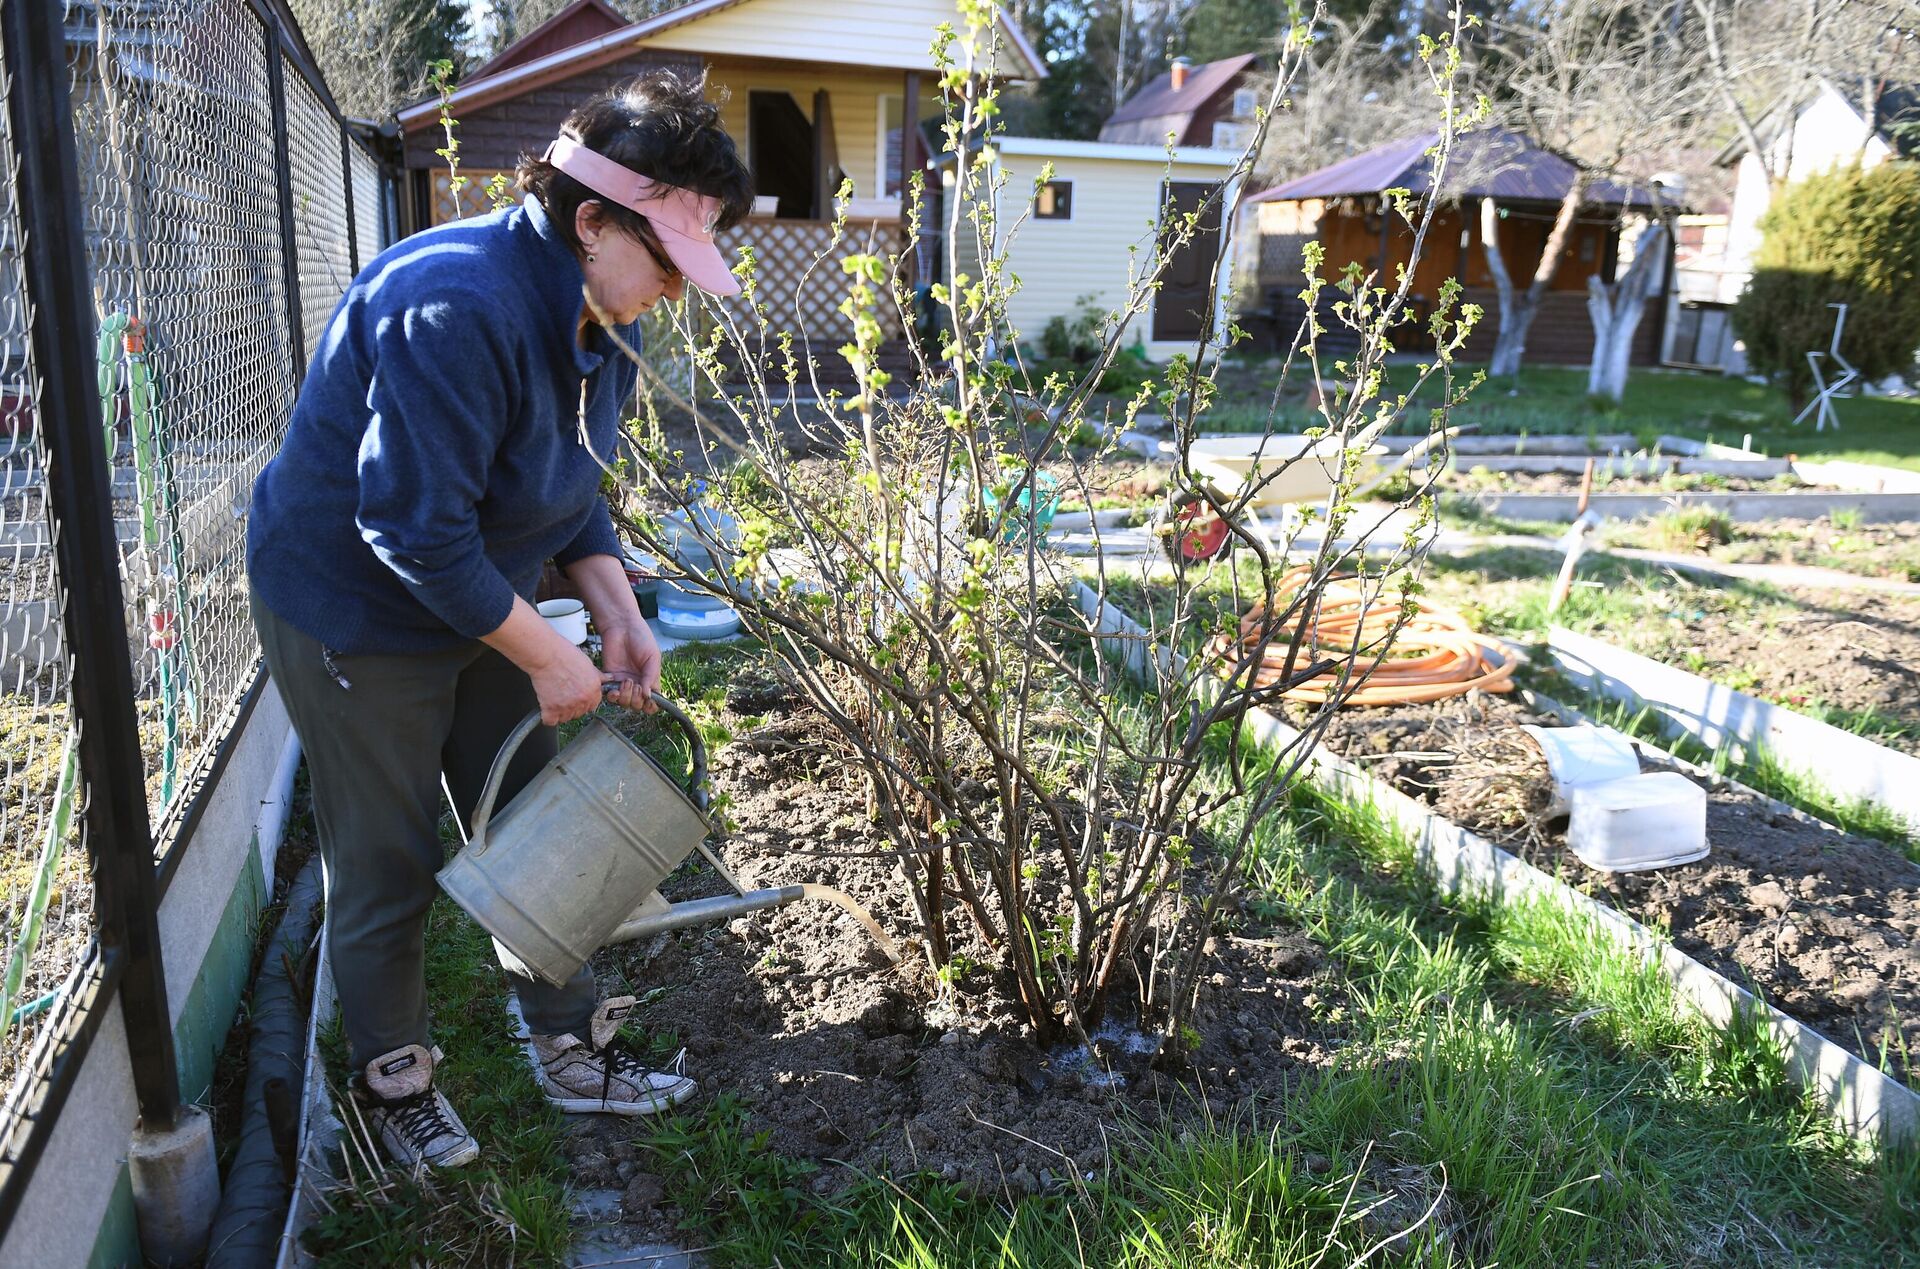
[467,689,710,854]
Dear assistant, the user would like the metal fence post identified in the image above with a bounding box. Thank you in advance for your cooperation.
[262,16,307,385]
[341,126,360,274]
[1,0,179,1132]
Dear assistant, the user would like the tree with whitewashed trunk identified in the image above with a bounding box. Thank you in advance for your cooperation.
[1586,210,1669,400]
[1473,0,1704,391]
[595,0,1488,1052]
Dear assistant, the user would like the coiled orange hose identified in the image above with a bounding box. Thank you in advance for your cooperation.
[1205,566,1518,705]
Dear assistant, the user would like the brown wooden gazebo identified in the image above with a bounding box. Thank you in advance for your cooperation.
[1244,129,1666,363]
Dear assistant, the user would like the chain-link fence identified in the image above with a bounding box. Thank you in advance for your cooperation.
[0,0,393,1236]
[0,5,93,1118]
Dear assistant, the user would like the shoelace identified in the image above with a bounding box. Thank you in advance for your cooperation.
[591,1036,683,1104]
[383,1088,459,1146]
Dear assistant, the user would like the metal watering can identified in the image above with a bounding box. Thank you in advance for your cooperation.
[437,688,900,988]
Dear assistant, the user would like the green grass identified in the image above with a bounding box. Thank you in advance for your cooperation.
[294,635,1920,1265]
[303,888,576,1264]
[1198,360,1920,471]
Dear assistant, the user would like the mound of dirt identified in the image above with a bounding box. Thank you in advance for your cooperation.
[569,684,1344,1232]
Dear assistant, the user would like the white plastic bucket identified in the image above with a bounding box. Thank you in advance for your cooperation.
[1520,724,1642,816]
[1566,771,1709,872]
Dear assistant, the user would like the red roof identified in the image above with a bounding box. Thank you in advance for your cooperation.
[1098,54,1257,145]
[473,0,632,78]
[1246,129,1654,209]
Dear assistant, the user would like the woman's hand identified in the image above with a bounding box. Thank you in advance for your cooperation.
[598,619,662,714]
[481,597,605,725]
[527,640,608,725]
[564,553,660,714]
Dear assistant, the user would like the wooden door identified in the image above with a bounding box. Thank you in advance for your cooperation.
[1152,181,1223,342]
[749,91,814,219]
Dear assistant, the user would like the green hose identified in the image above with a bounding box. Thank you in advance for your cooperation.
[97,313,195,807]
[123,323,200,729]
[0,731,79,1051]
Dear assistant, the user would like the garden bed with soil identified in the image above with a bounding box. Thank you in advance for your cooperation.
[1304,691,1920,1084]
[566,679,1345,1237]
[1418,550,1920,755]
[1445,469,1820,496]
[1600,514,1920,584]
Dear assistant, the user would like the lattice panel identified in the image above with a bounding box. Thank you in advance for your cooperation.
[432,169,516,225]
[715,219,910,345]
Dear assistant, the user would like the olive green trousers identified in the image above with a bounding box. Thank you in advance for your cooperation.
[252,589,597,1069]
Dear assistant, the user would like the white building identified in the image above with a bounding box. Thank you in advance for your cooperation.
[1668,80,1916,372]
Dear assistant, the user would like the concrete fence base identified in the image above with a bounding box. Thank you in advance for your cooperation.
[0,683,298,1267]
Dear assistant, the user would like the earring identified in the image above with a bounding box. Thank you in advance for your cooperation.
[587,252,597,262]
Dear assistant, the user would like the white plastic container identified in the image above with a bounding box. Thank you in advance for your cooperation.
[1566,772,1709,872]
[655,603,742,641]
[1520,724,1642,816]
[537,598,589,645]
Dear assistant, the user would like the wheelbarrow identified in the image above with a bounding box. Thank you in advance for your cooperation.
[438,687,901,988]
[1154,426,1467,563]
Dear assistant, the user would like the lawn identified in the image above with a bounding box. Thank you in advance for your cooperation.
[1191,358,1920,471]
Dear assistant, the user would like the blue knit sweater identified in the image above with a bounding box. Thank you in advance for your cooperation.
[248,196,634,654]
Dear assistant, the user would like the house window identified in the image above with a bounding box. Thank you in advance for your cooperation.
[1211,121,1252,150]
[1035,180,1073,220]
[1232,86,1258,118]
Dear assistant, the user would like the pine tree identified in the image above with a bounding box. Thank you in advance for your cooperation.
[1178,0,1280,63]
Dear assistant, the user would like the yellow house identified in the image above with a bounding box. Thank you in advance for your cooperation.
[395,0,1238,363]
[954,137,1240,362]
[396,0,1044,342]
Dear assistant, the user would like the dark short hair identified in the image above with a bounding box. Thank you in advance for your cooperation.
[517,69,754,257]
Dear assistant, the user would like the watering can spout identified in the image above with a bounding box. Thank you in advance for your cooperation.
[605,883,903,965]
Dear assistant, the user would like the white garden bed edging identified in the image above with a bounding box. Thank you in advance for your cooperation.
[1659,435,1920,496]
[1448,488,1920,524]
[1543,625,1920,833]
[278,927,339,1269]
[1071,582,1918,1147]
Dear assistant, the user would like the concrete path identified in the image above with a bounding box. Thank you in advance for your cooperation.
[500,996,705,1269]
[565,1192,700,1268]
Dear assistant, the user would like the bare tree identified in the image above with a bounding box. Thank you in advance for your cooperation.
[1694,0,1916,189]
[1254,3,1432,183]
[286,0,468,120]
[1474,0,1705,390]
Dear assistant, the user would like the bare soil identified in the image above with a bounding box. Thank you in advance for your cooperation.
[1606,516,1920,585]
[1309,692,1920,1085]
[567,681,1343,1233]
[1624,589,1920,754]
[1417,549,1920,754]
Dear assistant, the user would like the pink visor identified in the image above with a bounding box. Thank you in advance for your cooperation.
[542,135,740,296]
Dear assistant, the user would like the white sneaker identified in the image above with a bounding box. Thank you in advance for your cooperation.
[529,996,697,1116]
[357,1043,480,1169]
